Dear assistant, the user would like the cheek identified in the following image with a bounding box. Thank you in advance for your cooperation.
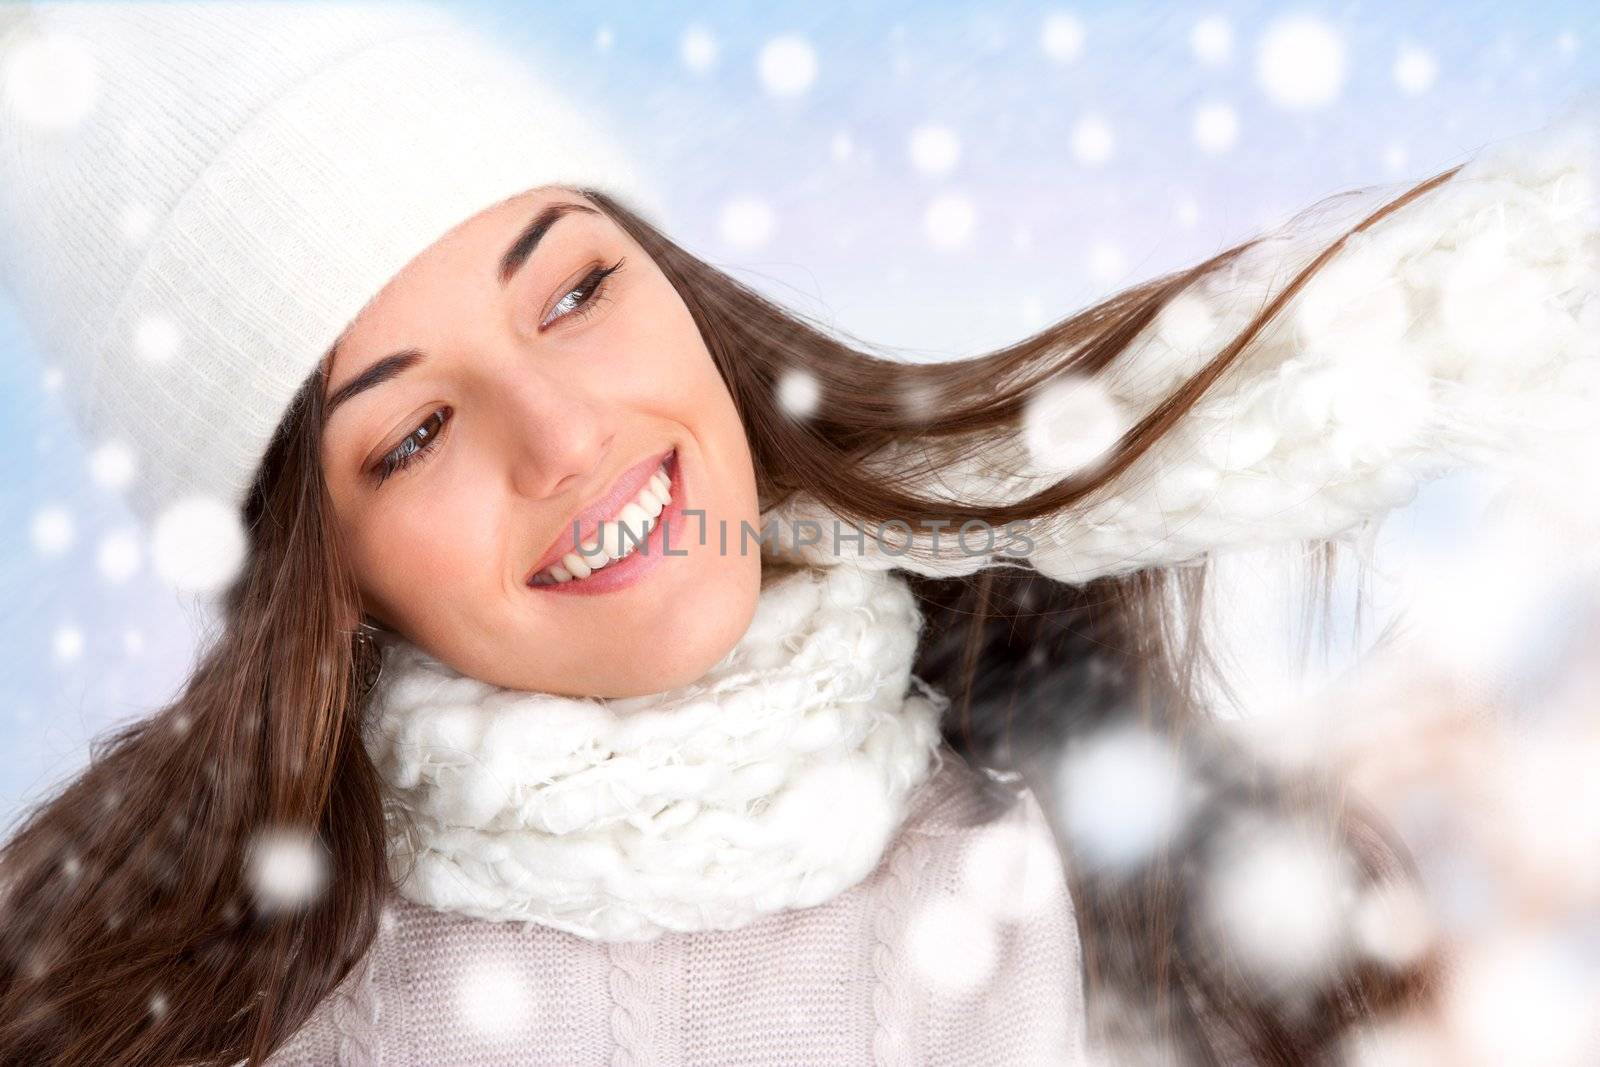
[352,477,505,615]
[621,300,754,499]
[604,289,724,409]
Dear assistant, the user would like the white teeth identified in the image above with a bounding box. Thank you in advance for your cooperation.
[618,501,648,528]
[602,507,655,560]
[600,521,625,560]
[533,458,674,586]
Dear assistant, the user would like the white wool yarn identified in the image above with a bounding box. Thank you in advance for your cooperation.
[363,562,947,941]
[760,96,1600,584]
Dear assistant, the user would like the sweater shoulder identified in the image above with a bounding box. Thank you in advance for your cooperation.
[887,745,1090,1065]
[899,742,1025,837]
[264,949,380,1066]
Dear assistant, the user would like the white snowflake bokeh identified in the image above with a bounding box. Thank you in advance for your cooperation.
[718,195,776,250]
[244,827,330,915]
[904,894,1001,997]
[757,34,817,99]
[679,25,719,74]
[149,494,247,595]
[1202,820,1359,991]
[1040,12,1085,65]
[1069,114,1115,166]
[1053,725,1192,874]
[1020,373,1126,480]
[775,367,821,419]
[456,961,536,1037]
[957,818,1065,922]
[1192,99,1241,154]
[1256,15,1347,109]
[908,122,962,176]
[0,26,99,131]
[131,312,183,365]
[1190,16,1234,67]
[1,4,1597,1054]
[29,503,74,555]
[88,439,138,491]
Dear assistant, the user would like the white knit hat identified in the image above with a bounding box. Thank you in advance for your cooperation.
[0,1,663,543]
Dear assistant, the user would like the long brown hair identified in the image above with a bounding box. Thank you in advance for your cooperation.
[0,165,1461,1064]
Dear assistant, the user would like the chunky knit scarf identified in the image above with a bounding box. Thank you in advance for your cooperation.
[362,561,947,942]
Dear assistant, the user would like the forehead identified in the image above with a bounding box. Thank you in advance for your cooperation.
[323,186,600,379]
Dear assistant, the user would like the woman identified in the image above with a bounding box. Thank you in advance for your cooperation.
[1,3,1595,1065]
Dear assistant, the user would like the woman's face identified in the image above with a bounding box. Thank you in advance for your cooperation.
[319,186,762,697]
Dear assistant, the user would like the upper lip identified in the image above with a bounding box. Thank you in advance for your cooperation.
[525,447,673,583]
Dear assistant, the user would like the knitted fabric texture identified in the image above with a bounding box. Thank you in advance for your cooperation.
[363,562,948,940]
[759,97,1600,584]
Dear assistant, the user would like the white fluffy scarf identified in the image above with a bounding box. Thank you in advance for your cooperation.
[362,562,947,941]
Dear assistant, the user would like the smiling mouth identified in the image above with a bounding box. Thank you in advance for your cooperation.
[528,448,678,587]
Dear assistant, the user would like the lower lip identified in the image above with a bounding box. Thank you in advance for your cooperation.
[528,449,687,596]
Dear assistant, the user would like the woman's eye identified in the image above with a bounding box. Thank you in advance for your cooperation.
[541,257,625,329]
[372,405,451,488]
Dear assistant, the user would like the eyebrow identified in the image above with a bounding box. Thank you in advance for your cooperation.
[323,200,603,420]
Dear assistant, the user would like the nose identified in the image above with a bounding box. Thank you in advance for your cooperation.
[498,363,617,501]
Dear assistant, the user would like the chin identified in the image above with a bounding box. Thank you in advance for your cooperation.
[605,575,761,697]
[604,639,732,698]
